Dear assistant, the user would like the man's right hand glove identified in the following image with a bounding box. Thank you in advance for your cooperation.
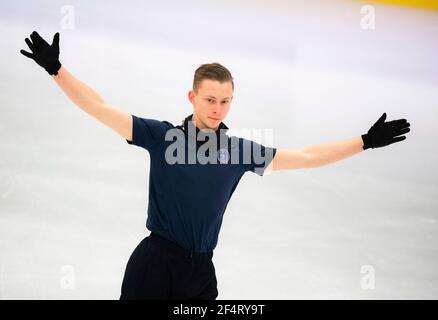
[20,31,62,76]
[361,112,411,150]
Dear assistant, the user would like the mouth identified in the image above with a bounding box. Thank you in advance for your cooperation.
[208,117,221,121]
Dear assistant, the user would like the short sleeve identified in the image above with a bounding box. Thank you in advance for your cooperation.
[126,115,172,151]
[239,138,277,176]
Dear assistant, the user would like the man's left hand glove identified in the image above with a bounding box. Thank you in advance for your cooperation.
[361,113,411,150]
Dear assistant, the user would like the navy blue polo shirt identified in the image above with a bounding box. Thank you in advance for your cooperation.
[126,113,277,252]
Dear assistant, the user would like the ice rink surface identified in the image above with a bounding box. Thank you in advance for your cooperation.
[0,0,437,299]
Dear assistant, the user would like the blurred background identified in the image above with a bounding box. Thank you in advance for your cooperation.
[0,0,437,299]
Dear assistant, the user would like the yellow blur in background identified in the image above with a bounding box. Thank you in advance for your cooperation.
[357,0,438,10]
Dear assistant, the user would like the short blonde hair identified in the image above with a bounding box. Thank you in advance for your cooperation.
[193,62,234,94]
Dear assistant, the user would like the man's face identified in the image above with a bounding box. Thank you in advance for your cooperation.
[188,79,233,131]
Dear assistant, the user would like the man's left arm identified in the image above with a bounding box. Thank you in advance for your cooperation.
[303,136,364,168]
[266,112,411,172]
[266,137,362,172]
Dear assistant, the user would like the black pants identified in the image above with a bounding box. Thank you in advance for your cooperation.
[120,232,218,300]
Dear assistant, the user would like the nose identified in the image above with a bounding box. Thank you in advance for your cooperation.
[212,102,222,113]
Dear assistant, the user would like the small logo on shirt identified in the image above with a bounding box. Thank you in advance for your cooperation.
[218,148,229,164]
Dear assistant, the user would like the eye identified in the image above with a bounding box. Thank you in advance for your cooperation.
[207,99,229,104]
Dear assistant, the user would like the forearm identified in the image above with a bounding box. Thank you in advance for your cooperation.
[52,66,105,115]
[303,136,364,168]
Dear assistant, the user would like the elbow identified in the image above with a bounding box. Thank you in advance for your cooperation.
[302,151,322,169]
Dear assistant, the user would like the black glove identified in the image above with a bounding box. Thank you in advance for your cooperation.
[20,31,61,76]
[361,113,410,150]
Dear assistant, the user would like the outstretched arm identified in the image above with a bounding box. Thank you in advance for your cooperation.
[267,113,411,172]
[52,66,132,141]
[20,31,132,141]
[302,136,364,168]
[266,137,362,172]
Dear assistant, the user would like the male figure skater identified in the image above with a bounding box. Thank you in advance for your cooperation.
[20,31,411,300]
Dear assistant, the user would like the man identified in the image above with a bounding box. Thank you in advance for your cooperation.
[20,31,411,300]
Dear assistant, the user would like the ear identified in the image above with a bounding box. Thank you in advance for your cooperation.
[188,90,195,103]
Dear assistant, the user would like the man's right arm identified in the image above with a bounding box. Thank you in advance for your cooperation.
[53,66,132,141]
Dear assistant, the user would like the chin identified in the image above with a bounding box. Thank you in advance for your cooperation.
[208,117,221,122]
